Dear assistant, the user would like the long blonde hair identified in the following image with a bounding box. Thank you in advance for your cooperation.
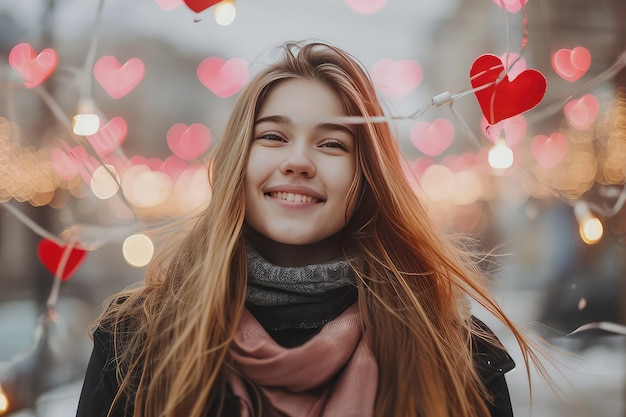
[99,41,541,417]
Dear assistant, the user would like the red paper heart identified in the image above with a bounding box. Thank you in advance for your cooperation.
[470,54,547,125]
[37,238,87,281]
[183,0,221,13]
[9,43,58,89]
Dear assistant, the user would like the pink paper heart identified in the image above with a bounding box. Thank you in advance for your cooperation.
[67,146,99,184]
[86,117,127,156]
[442,153,480,173]
[130,156,164,171]
[155,0,183,11]
[531,133,569,168]
[411,156,434,179]
[166,123,212,161]
[410,118,455,157]
[9,43,58,89]
[563,94,599,130]
[344,0,387,15]
[94,56,145,99]
[50,146,97,184]
[499,53,526,80]
[197,57,249,98]
[371,59,422,98]
[50,148,80,180]
[491,0,528,13]
[551,47,591,82]
[481,114,527,147]
[159,155,189,180]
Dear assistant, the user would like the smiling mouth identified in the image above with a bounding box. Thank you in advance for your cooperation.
[267,191,322,203]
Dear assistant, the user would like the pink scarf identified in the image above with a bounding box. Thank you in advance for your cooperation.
[228,304,378,417]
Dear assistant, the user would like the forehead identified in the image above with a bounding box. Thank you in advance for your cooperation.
[257,78,347,122]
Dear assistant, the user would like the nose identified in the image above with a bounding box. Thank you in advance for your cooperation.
[279,144,316,178]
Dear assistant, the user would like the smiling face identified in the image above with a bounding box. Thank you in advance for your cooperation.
[244,78,357,254]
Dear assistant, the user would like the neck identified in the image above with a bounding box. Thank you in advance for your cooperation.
[244,226,346,267]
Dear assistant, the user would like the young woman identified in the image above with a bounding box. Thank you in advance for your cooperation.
[76,41,539,417]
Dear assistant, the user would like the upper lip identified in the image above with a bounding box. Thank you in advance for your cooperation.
[264,185,325,201]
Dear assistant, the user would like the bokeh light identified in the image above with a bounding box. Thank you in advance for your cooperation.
[72,114,100,136]
[90,164,120,200]
[215,0,236,26]
[488,140,514,170]
[122,233,154,267]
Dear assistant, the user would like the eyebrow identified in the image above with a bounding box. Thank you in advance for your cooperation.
[255,115,354,137]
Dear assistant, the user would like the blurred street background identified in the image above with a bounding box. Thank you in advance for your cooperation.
[0,0,624,416]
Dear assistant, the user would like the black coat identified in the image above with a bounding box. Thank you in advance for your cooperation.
[76,312,515,417]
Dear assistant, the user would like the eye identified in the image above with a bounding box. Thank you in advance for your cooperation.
[320,139,349,151]
[256,132,286,142]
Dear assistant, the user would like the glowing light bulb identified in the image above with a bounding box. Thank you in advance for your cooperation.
[574,202,603,245]
[0,383,9,414]
[90,164,120,199]
[215,0,236,26]
[72,114,100,136]
[122,234,154,268]
[488,140,514,169]
[580,217,603,245]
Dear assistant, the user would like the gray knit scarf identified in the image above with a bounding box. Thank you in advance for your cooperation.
[246,245,356,306]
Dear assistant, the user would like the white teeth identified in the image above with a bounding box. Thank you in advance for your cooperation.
[269,191,320,203]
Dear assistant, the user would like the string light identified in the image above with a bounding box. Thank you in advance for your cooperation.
[487,139,514,170]
[0,383,8,415]
[215,0,236,26]
[72,114,100,136]
[574,202,604,245]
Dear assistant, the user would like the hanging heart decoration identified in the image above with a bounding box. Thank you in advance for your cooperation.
[94,56,145,99]
[37,238,87,281]
[183,0,221,13]
[470,54,547,125]
[86,117,128,156]
[166,123,212,161]
[197,57,249,98]
[551,47,591,82]
[481,114,527,147]
[344,0,387,16]
[491,0,528,13]
[410,118,455,157]
[9,43,59,89]
[371,59,422,98]
[563,94,599,131]
[155,0,184,11]
[531,132,569,169]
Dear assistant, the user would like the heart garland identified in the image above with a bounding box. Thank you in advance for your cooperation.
[470,54,547,125]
